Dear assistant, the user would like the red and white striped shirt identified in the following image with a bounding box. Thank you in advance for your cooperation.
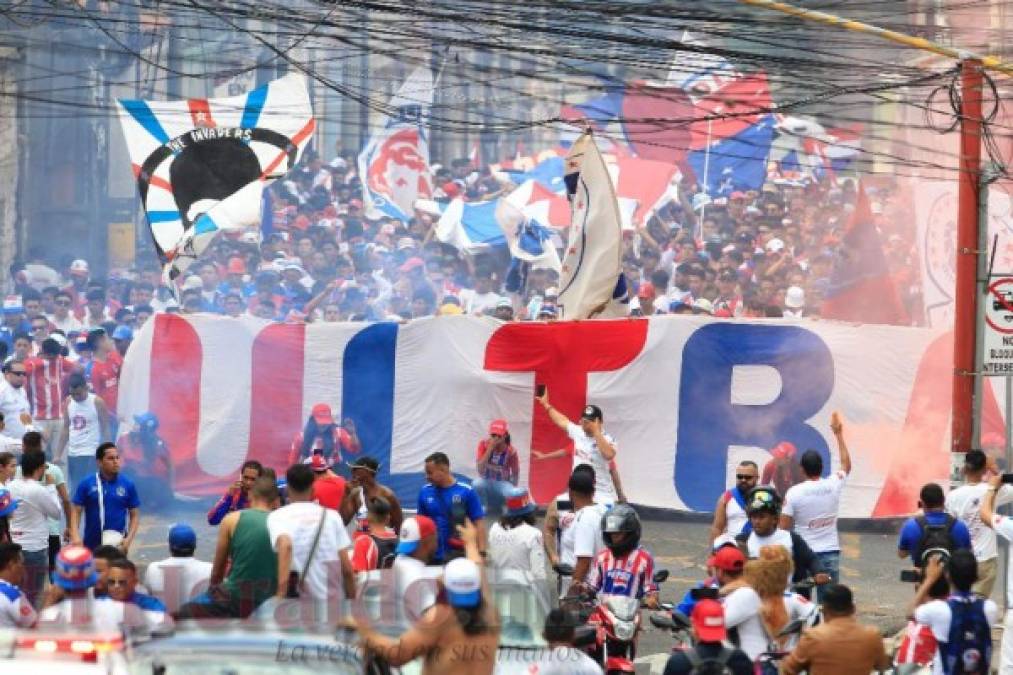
[25,356,76,420]
[587,546,657,600]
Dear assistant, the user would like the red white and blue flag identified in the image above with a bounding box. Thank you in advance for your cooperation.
[116,74,315,283]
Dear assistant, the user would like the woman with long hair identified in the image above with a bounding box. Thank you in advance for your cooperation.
[744,544,818,653]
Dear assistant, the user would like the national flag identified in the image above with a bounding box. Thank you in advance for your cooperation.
[497,189,562,273]
[686,115,776,196]
[358,65,435,222]
[557,132,627,320]
[822,186,908,325]
[505,179,571,229]
[115,73,314,282]
[415,198,507,254]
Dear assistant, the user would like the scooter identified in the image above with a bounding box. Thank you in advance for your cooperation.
[553,562,669,675]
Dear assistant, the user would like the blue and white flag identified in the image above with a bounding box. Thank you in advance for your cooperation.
[116,73,315,283]
[415,198,506,254]
[358,66,435,222]
[557,132,628,320]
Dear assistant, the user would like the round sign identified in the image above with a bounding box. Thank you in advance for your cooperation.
[985,277,1013,334]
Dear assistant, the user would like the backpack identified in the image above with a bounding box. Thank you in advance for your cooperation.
[371,534,397,570]
[914,514,957,566]
[942,595,991,674]
[685,646,735,674]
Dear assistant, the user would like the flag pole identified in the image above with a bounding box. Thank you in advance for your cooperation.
[698,116,714,240]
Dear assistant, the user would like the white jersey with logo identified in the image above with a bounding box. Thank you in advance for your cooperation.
[782,472,847,553]
[66,393,101,458]
[565,422,617,504]
[947,483,1013,561]
[0,580,36,628]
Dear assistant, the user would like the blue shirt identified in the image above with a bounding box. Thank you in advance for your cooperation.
[128,591,166,612]
[897,511,972,564]
[72,472,140,551]
[416,481,484,563]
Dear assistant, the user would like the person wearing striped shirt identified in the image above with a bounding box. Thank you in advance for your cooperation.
[25,337,79,467]
[585,504,659,609]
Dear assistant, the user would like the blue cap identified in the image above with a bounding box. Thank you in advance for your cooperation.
[168,523,196,550]
[133,412,159,431]
[112,325,133,341]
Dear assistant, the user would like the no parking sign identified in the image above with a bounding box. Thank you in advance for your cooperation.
[984,276,1013,374]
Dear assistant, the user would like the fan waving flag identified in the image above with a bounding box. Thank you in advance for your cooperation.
[557,132,628,319]
[822,186,908,325]
[116,74,315,283]
[358,65,436,222]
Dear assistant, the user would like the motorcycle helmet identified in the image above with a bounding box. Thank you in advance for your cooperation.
[601,504,641,558]
[745,485,782,517]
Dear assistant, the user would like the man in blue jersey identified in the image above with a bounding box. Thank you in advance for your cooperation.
[416,452,486,563]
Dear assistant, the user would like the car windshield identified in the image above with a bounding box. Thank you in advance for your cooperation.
[127,657,360,675]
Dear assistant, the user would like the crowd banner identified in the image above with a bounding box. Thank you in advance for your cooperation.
[122,314,960,518]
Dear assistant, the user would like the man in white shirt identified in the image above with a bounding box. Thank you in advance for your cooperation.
[460,272,503,315]
[0,542,36,627]
[947,448,1010,598]
[780,413,852,588]
[144,523,212,613]
[0,361,33,441]
[268,464,354,615]
[8,450,60,608]
[391,515,442,622]
[711,545,768,661]
[978,475,1013,672]
[47,291,83,334]
[560,470,606,597]
[534,391,620,504]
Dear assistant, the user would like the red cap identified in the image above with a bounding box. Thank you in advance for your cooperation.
[399,257,425,273]
[729,191,746,201]
[442,181,461,198]
[310,453,329,472]
[227,257,246,275]
[707,546,745,573]
[692,599,727,642]
[771,441,798,460]
[488,419,508,436]
[311,403,334,425]
[292,214,311,231]
[637,282,656,299]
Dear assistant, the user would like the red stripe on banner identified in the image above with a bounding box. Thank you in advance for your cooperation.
[132,164,173,193]
[248,323,306,473]
[186,99,216,128]
[485,319,649,504]
[148,315,204,493]
[260,119,316,179]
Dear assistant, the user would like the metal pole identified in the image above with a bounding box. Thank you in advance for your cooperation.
[972,169,993,447]
[953,60,984,454]
[699,116,713,240]
[736,0,1013,77]
[1005,376,1012,611]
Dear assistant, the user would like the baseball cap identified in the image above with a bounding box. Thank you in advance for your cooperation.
[488,419,508,436]
[637,282,656,299]
[396,516,437,555]
[692,599,727,642]
[580,404,603,422]
[691,298,714,315]
[55,545,98,590]
[504,486,535,518]
[311,403,334,425]
[112,325,133,341]
[771,441,798,460]
[495,298,512,309]
[69,259,90,276]
[443,558,482,608]
[712,533,738,551]
[227,257,247,275]
[168,523,197,550]
[0,487,20,517]
[438,303,463,316]
[765,238,786,253]
[729,191,746,201]
[707,546,745,573]
[309,453,329,472]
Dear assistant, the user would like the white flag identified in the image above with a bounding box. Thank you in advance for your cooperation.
[557,132,626,319]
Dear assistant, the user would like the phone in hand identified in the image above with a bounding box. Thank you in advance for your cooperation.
[1002,473,1013,484]
[899,570,921,583]
[535,384,546,399]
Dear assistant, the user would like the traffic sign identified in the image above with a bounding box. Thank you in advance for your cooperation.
[984,276,1013,374]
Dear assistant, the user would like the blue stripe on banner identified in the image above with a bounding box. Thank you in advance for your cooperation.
[120,100,171,145]
[240,84,269,129]
[192,214,218,235]
[146,210,182,223]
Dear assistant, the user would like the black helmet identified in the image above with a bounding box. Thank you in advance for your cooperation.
[745,486,782,516]
[601,504,641,558]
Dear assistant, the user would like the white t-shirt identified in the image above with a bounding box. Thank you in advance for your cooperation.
[144,556,213,611]
[16,462,67,536]
[66,393,102,458]
[0,382,31,439]
[947,483,1013,561]
[38,595,133,630]
[393,554,441,622]
[267,501,351,601]
[488,521,547,580]
[461,290,503,315]
[782,472,847,553]
[722,585,768,660]
[560,502,606,569]
[746,528,794,560]
[521,646,603,675]
[566,422,617,503]
[914,596,998,675]
[7,477,61,552]
[989,514,1013,607]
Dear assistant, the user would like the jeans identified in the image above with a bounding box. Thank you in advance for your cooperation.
[471,478,512,519]
[68,455,95,494]
[22,548,48,609]
[815,550,841,603]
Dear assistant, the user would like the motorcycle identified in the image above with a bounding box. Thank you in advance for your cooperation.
[553,562,669,675]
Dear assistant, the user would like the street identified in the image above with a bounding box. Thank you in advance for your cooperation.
[129,503,922,666]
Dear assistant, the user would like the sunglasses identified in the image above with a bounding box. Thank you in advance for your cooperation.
[8,371,25,376]
[107,579,129,587]
[736,474,757,481]
[55,300,71,306]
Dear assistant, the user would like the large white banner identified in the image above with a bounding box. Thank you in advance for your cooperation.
[122,314,963,517]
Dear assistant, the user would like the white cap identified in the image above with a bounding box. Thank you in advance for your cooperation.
[691,298,714,315]
[765,238,785,253]
[181,276,203,291]
[785,286,805,309]
[69,259,89,275]
[443,558,481,608]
